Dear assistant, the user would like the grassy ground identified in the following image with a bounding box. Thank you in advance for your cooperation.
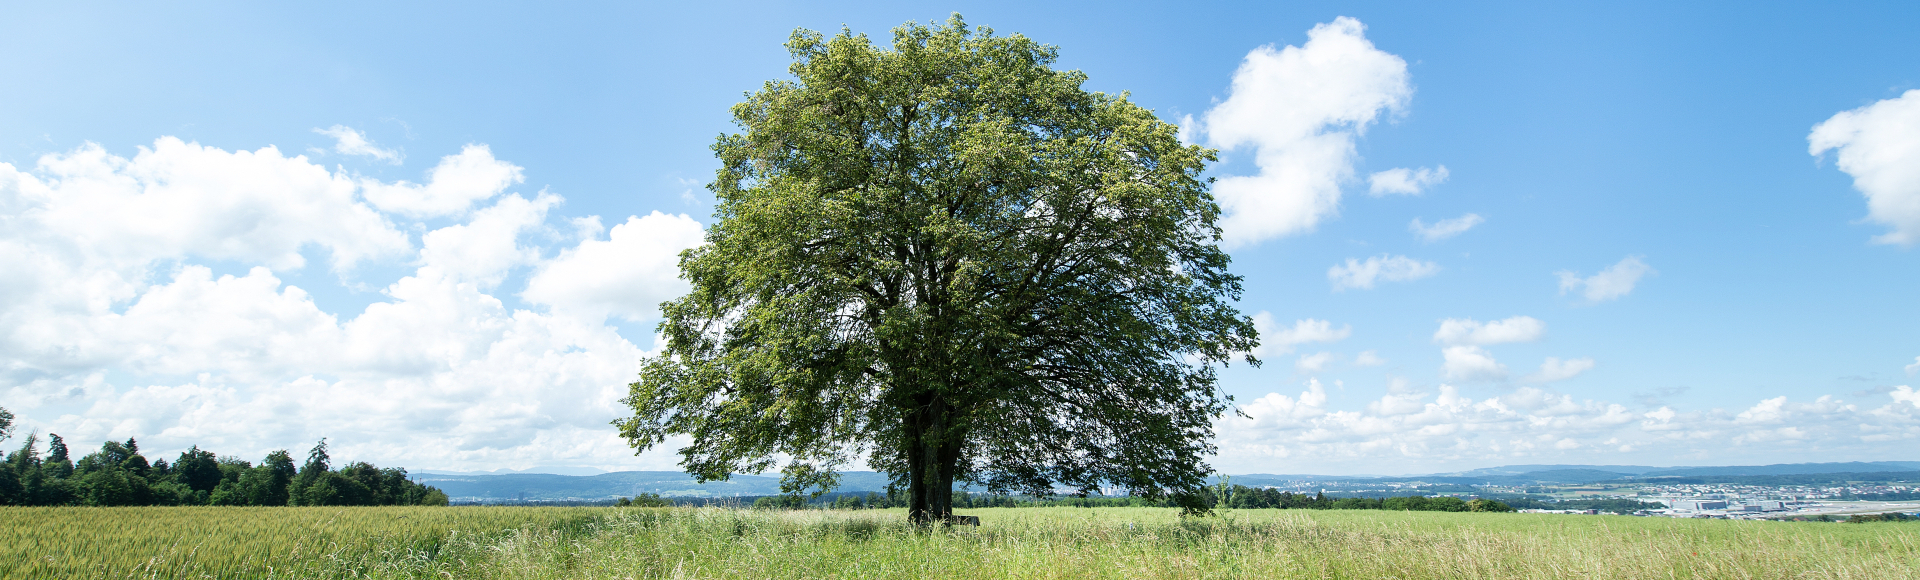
[0,505,601,579]
[5,506,1918,579]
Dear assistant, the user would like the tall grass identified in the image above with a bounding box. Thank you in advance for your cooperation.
[4,506,1917,579]
[0,505,599,579]
[475,507,1920,580]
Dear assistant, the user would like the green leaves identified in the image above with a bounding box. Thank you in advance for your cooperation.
[619,15,1259,513]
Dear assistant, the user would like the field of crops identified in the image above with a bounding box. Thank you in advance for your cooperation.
[5,506,1919,579]
[0,506,601,578]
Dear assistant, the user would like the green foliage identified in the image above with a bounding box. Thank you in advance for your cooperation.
[753,495,809,510]
[1502,497,1665,514]
[0,416,445,508]
[618,14,1257,525]
[616,493,671,508]
[171,446,220,493]
[1844,512,1916,523]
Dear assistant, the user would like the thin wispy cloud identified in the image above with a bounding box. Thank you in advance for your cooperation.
[1252,313,1351,356]
[1410,213,1483,242]
[1433,316,1544,346]
[1526,357,1595,383]
[1328,255,1439,290]
[1369,165,1449,196]
[315,125,404,164]
[1558,256,1653,303]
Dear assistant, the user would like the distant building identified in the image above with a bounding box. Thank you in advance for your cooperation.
[1671,499,1727,511]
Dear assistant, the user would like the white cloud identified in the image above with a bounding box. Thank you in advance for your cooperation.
[360,144,524,217]
[1557,256,1653,302]
[1432,316,1544,345]
[0,137,692,473]
[1328,254,1439,290]
[523,211,706,323]
[1441,345,1507,381]
[1354,351,1386,367]
[1197,17,1412,247]
[1905,356,1920,376]
[1,137,411,273]
[418,193,558,288]
[1251,313,1351,356]
[1368,165,1448,196]
[1526,357,1595,383]
[1409,213,1483,242]
[1296,351,1336,374]
[1809,90,1920,245]
[1215,383,1920,474]
[314,125,402,163]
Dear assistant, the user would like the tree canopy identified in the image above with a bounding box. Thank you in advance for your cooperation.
[616,15,1258,525]
[0,416,447,508]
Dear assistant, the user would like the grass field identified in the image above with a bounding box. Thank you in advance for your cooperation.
[5,506,1918,579]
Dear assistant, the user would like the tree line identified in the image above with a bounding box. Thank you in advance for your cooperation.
[0,410,446,507]
[1500,497,1665,514]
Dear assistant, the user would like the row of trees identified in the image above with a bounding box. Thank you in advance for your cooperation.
[1500,497,1665,514]
[0,410,446,507]
[1788,513,1916,523]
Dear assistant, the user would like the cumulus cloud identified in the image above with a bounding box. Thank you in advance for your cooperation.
[1250,313,1351,357]
[360,144,524,217]
[523,212,706,323]
[0,137,691,473]
[0,137,411,273]
[1432,316,1544,346]
[1368,166,1448,196]
[1354,351,1386,367]
[314,125,402,163]
[1441,345,1507,381]
[1905,356,1920,376]
[1557,256,1653,302]
[1196,17,1412,247]
[1328,254,1439,290]
[1409,213,1483,242]
[1215,382,1920,474]
[418,193,558,288]
[1526,357,1595,383]
[1809,90,1920,245]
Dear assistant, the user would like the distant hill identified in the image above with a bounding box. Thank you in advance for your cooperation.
[414,461,1920,500]
[1639,462,1920,477]
[1231,469,1630,487]
[414,471,898,501]
[1611,470,1920,486]
[1448,464,1665,477]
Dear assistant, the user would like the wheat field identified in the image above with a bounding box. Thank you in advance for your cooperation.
[4,506,1917,579]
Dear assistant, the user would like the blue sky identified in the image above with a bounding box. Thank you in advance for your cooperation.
[1,1,1916,475]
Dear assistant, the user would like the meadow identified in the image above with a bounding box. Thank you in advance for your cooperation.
[4,505,1918,579]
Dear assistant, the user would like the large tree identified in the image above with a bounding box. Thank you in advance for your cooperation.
[616,16,1258,525]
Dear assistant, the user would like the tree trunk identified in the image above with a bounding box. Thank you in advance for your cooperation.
[905,398,963,527]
